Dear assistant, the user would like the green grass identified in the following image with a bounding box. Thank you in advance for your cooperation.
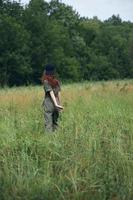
[0,80,133,200]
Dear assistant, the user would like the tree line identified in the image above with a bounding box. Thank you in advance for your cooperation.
[0,0,133,86]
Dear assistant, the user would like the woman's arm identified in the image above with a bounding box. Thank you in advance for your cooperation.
[50,91,63,110]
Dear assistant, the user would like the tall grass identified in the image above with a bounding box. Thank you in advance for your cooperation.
[0,81,133,200]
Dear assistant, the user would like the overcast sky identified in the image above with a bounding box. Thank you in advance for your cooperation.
[19,0,133,22]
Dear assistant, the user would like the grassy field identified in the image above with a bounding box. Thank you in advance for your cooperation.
[0,80,133,200]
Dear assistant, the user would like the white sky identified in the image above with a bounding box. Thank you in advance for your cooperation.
[19,0,133,22]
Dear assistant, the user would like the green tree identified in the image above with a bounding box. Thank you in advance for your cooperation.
[0,15,31,86]
[23,0,49,83]
[0,0,133,86]
[105,14,122,25]
[86,55,118,80]
[1,0,23,21]
[127,33,133,77]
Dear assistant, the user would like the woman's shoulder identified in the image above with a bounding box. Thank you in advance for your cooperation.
[43,80,52,92]
[44,80,51,87]
[44,80,49,84]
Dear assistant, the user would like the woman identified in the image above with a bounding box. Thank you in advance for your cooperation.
[42,64,63,132]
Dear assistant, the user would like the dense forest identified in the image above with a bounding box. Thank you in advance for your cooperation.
[0,0,133,86]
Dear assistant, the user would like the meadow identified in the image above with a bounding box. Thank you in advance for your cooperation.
[0,80,133,200]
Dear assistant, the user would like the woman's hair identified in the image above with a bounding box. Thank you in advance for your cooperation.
[41,74,59,88]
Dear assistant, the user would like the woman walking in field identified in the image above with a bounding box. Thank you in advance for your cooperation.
[42,64,63,133]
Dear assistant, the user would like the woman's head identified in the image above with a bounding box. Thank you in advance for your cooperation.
[41,64,59,87]
[45,64,55,75]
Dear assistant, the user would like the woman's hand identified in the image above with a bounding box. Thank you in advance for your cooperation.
[56,104,64,110]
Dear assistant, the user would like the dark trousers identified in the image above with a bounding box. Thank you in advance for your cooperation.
[44,98,59,132]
